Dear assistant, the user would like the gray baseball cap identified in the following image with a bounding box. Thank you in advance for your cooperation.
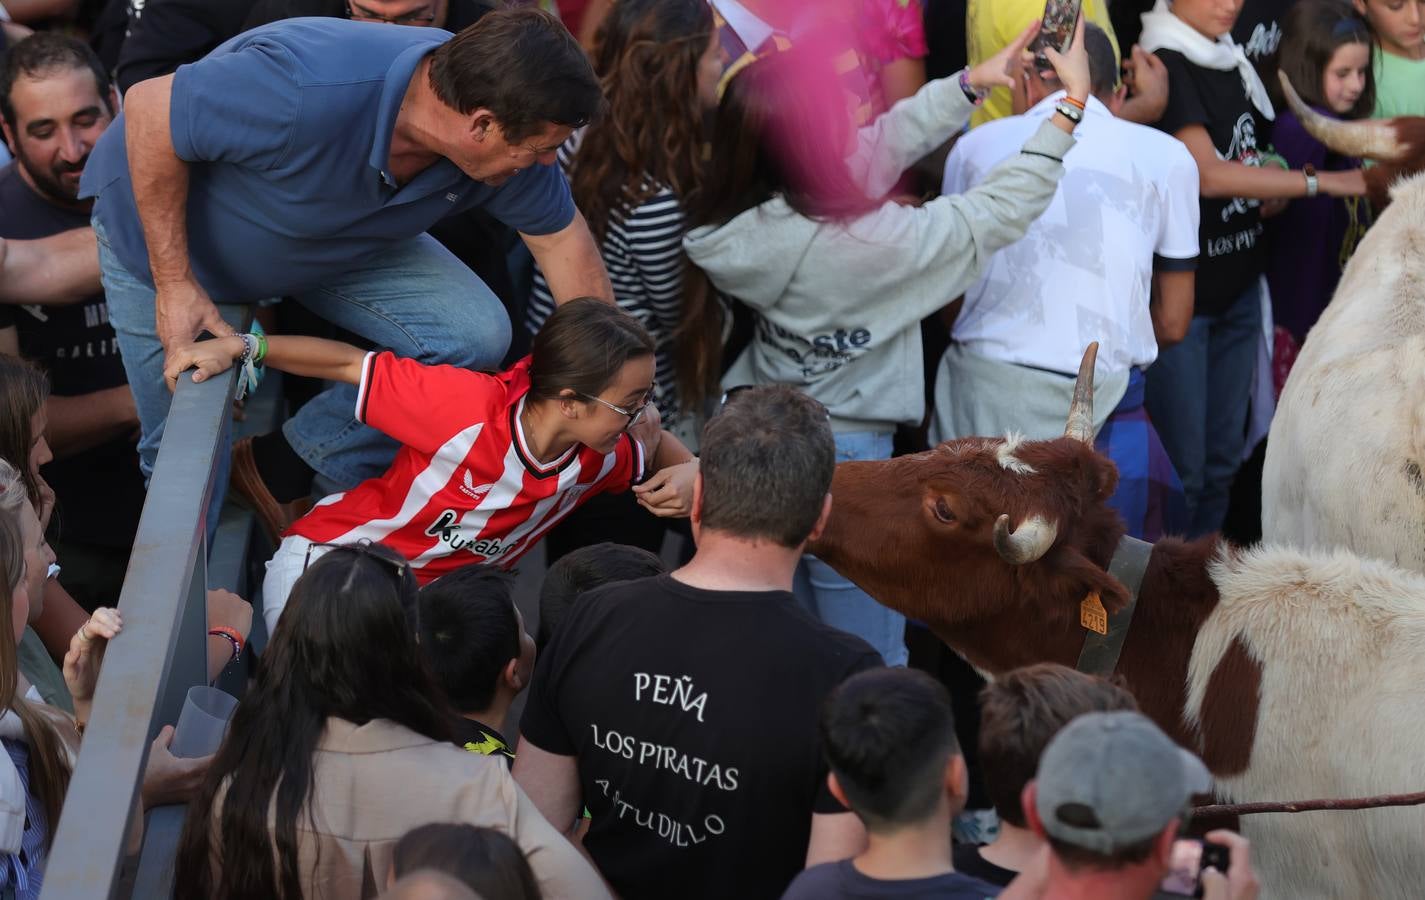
[1034,711,1211,854]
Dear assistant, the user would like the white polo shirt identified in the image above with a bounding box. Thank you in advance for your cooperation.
[943,93,1200,377]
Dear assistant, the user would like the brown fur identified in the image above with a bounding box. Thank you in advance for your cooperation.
[811,434,1253,772]
[1195,636,1262,776]
[1366,119,1425,209]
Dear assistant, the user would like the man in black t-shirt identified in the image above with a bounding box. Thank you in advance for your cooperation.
[0,34,146,610]
[418,563,536,766]
[515,386,883,900]
[1112,0,1295,64]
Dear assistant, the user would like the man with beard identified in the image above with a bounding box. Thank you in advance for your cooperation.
[0,33,146,610]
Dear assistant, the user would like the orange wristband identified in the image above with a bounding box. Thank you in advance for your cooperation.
[1062,95,1086,110]
[209,625,245,661]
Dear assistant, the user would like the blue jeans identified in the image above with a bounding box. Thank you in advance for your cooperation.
[794,431,908,666]
[1145,282,1261,537]
[98,222,511,496]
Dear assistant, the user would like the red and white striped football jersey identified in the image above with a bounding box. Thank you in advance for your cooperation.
[288,352,645,583]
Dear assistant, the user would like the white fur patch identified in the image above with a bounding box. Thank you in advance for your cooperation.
[1184,544,1425,898]
[996,433,1036,475]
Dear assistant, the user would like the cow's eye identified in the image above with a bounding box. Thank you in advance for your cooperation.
[933,498,956,523]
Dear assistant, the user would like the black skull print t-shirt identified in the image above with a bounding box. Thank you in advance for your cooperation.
[1152,49,1270,317]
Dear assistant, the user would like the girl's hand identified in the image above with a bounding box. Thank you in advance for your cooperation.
[633,460,698,518]
[34,474,55,533]
[968,20,1040,94]
[206,588,252,640]
[1123,44,1169,120]
[1043,13,1091,103]
[1320,169,1366,198]
[163,335,243,393]
[63,607,123,727]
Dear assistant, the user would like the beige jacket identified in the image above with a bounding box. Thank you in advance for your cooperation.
[213,717,609,899]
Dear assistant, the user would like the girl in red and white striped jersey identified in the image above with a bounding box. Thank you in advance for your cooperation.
[166,299,697,634]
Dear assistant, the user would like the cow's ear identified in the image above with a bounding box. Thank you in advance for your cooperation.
[1049,545,1133,614]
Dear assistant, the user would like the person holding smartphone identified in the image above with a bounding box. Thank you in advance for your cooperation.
[682,17,1092,668]
[1022,711,1261,900]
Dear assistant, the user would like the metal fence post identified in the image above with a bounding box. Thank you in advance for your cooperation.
[40,367,238,900]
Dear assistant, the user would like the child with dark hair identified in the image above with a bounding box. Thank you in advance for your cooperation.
[954,663,1138,886]
[168,298,697,634]
[783,667,999,899]
[392,823,543,900]
[174,542,607,900]
[1266,0,1376,393]
[536,541,666,651]
[418,564,535,764]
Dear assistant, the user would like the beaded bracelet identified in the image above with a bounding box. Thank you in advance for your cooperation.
[209,626,244,662]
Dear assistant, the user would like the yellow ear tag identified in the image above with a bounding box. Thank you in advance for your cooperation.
[1080,592,1108,635]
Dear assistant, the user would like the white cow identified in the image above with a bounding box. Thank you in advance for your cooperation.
[1263,171,1425,570]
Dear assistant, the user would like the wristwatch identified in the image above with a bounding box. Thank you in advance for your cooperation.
[1303,163,1319,198]
[1053,100,1084,125]
[958,69,987,105]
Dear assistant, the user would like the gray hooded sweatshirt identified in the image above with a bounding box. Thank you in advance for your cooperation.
[683,76,1076,433]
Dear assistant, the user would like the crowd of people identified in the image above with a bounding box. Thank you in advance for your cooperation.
[0,0,1421,895]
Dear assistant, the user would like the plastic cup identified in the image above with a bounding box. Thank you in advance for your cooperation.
[170,686,239,758]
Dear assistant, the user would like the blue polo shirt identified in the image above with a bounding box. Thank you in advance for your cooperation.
[81,18,575,302]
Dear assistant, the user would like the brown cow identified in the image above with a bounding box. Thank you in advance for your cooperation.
[811,348,1236,763]
[810,346,1425,899]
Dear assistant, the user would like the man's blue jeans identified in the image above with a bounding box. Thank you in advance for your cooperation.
[98,221,511,499]
[1145,282,1261,537]
[794,430,908,666]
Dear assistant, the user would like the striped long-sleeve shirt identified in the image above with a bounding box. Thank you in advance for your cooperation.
[527,142,689,423]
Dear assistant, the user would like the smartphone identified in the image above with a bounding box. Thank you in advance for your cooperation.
[1032,0,1083,70]
[1159,838,1232,897]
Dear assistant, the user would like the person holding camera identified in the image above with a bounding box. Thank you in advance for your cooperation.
[1022,711,1260,900]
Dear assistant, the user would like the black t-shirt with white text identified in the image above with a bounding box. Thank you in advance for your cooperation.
[1108,0,1290,75]
[1152,50,1268,316]
[0,165,144,549]
[1232,0,1296,82]
[520,573,883,900]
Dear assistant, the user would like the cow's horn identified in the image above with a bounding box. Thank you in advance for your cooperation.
[993,513,1058,565]
[1277,71,1409,161]
[1064,342,1098,444]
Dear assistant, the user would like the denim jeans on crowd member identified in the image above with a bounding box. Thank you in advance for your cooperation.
[794,430,908,666]
[1145,281,1261,538]
[98,219,512,504]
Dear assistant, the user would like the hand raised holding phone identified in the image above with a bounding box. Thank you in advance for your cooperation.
[965,20,1042,94]
[1039,12,1092,104]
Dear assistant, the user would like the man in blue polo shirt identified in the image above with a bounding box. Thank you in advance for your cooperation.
[81,8,609,527]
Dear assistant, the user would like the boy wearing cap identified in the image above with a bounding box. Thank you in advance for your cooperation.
[958,664,1139,886]
[1023,710,1261,900]
[783,667,1002,899]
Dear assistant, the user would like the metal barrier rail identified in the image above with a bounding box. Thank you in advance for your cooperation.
[40,364,242,900]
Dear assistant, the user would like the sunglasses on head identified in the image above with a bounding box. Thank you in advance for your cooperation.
[303,540,421,637]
